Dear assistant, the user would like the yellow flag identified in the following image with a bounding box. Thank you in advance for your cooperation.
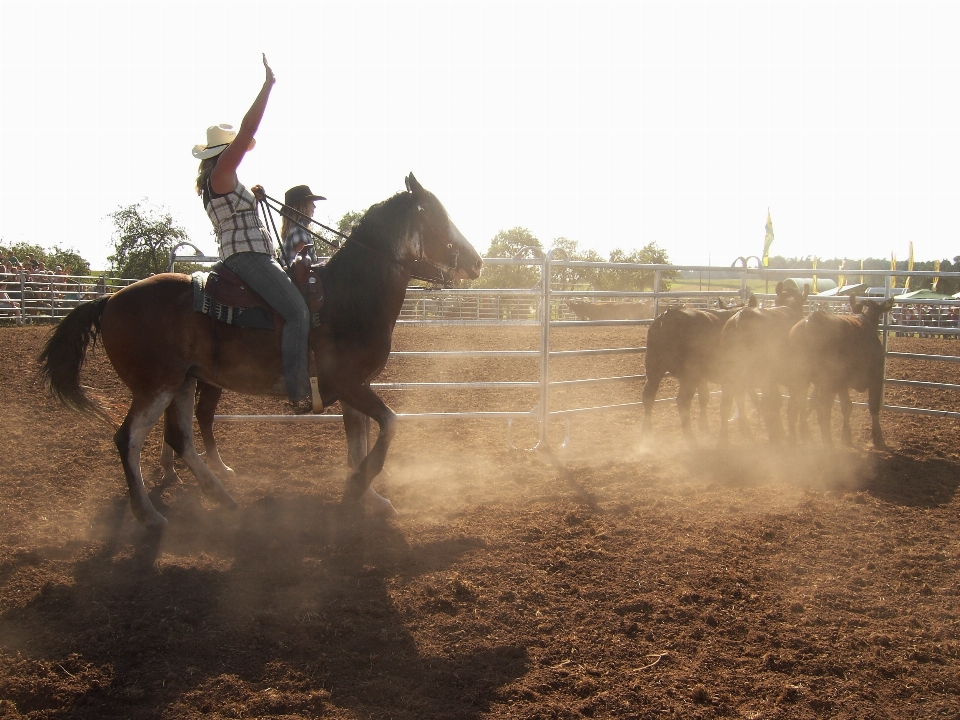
[762,209,774,267]
[859,258,864,285]
[905,242,914,291]
[812,256,818,294]
[933,259,941,292]
[891,252,897,288]
[838,260,846,291]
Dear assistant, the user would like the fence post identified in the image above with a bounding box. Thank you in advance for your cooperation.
[18,272,26,325]
[538,252,552,450]
[881,273,892,410]
[653,269,661,317]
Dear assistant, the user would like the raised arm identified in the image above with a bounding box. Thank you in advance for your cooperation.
[210,54,275,195]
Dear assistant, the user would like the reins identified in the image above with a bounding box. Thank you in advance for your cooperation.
[257,194,452,286]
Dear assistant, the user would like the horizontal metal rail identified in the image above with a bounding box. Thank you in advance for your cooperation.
[886,324,960,335]
[549,347,646,358]
[549,374,645,389]
[884,379,960,392]
[391,350,540,358]
[373,381,539,390]
[886,352,960,363]
[849,402,960,421]
[215,410,537,422]
[550,319,653,328]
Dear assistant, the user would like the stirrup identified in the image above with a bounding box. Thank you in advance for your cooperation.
[291,398,314,415]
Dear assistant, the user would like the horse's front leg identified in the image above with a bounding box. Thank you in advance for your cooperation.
[342,401,370,470]
[164,378,237,509]
[338,385,398,517]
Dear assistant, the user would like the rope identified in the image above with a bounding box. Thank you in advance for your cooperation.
[257,199,289,268]
[262,194,345,251]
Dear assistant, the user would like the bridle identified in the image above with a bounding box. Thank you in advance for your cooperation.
[409,204,459,286]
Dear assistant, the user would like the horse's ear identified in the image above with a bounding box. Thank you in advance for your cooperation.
[775,281,784,296]
[405,173,424,199]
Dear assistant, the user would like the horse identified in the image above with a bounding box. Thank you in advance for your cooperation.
[39,174,483,527]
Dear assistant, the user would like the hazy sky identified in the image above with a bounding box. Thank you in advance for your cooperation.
[1,1,958,271]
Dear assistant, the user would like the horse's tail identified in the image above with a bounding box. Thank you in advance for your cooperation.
[37,297,115,427]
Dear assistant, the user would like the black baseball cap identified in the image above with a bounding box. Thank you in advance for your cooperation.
[284,185,326,206]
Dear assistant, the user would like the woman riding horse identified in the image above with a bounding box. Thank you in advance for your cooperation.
[192,54,313,414]
[39,173,483,527]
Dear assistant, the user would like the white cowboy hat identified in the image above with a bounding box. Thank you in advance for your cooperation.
[191,124,256,160]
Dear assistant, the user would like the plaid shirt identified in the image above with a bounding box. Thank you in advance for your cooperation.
[282,224,318,267]
[204,181,275,260]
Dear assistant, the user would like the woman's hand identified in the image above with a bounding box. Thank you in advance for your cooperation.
[251,184,266,201]
[263,53,275,86]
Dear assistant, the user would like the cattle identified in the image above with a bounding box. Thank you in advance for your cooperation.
[718,282,809,443]
[786,296,895,449]
[566,300,654,321]
[641,296,756,439]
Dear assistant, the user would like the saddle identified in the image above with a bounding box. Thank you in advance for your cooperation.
[192,247,326,330]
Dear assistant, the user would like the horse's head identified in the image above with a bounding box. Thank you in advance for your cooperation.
[405,173,483,282]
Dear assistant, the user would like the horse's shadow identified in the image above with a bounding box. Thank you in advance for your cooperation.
[0,483,525,718]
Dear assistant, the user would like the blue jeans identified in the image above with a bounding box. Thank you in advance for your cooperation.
[223,252,311,402]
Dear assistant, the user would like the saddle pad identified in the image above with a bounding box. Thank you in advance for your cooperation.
[191,272,274,329]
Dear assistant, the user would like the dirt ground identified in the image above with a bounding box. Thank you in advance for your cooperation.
[1,322,959,719]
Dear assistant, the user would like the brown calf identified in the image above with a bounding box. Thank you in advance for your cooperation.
[718,282,808,443]
[641,297,756,438]
[786,296,895,449]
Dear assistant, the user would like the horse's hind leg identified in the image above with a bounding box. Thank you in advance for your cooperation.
[115,392,177,527]
[195,382,234,480]
[164,379,238,509]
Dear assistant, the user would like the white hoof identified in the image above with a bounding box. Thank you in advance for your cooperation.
[361,487,398,519]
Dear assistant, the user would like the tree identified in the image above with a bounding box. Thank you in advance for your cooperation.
[337,210,365,238]
[596,242,679,291]
[107,201,190,279]
[472,227,544,289]
[548,237,603,289]
[937,258,959,296]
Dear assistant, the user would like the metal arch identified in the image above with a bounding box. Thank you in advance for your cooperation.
[168,242,213,273]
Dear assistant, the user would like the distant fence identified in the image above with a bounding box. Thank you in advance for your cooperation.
[0,271,139,325]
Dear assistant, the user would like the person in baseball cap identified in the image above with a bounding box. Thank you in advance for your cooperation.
[281,185,326,267]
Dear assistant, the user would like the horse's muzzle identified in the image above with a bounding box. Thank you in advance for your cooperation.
[453,255,483,281]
